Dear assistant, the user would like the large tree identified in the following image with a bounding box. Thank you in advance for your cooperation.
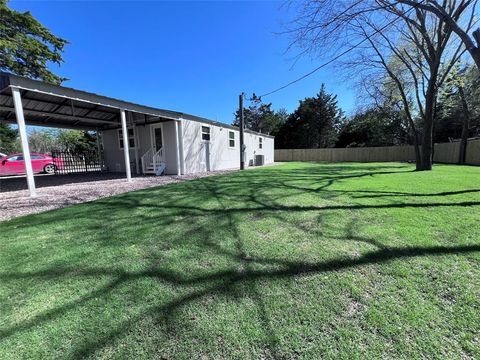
[276,85,343,149]
[391,0,480,70]
[0,0,67,84]
[288,1,475,170]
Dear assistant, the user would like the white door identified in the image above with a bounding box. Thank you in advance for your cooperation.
[200,126,211,172]
[151,124,164,153]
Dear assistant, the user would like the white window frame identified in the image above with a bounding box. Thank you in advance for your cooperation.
[228,131,235,148]
[201,126,211,142]
[259,137,263,149]
[118,128,136,150]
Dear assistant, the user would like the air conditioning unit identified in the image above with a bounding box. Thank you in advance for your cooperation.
[254,155,264,166]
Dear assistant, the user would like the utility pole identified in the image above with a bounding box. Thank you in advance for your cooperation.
[239,92,245,170]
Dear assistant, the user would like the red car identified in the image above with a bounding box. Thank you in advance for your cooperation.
[0,153,63,176]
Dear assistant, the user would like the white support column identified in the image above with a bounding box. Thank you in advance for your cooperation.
[11,87,36,197]
[133,122,140,175]
[174,120,181,176]
[96,129,103,171]
[129,112,140,175]
[120,109,132,182]
[177,120,185,175]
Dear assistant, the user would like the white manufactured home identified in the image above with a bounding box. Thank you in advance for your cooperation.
[0,73,274,197]
[101,114,274,176]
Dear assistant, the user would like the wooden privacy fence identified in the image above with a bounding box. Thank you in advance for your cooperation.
[275,139,480,165]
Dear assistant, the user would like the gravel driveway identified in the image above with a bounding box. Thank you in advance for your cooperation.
[0,170,234,222]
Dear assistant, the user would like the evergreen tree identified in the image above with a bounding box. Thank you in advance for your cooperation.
[0,0,67,84]
[0,122,18,154]
[276,85,343,149]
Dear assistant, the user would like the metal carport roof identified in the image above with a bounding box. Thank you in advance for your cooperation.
[0,72,186,130]
[0,72,275,139]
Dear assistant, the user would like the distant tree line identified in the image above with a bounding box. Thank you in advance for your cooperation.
[232,65,479,158]
[233,85,344,149]
[0,123,18,154]
[0,125,98,155]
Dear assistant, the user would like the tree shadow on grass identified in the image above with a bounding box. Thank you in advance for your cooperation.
[1,163,480,358]
[1,243,479,358]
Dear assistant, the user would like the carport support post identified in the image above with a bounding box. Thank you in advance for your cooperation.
[96,129,103,171]
[120,109,132,182]
[239,93,245,170]
[177,120,185,175]
[133,123,140,175]
[11,87,36,197]
[174,120,181,176]
[129,112,140,175]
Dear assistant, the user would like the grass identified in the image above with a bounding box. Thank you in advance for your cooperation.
[1,162,480,359]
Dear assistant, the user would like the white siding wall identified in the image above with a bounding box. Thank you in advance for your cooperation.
[103,126,148,173]
[102,122,179,175]
[181,119,274,174]
[161,121,179,175]
[102,119,274,175]
[243,131,274,167]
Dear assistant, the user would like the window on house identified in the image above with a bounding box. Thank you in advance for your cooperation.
[201,126,211,141]
[259,137,263,149]
[118,128,136,149]
[228,131,235,148]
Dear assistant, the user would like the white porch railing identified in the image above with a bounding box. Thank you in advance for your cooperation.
[141,147,165,174]
[153,147,164,172]
[141,148,153,174]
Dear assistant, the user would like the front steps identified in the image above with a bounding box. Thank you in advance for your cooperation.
[143,162,166,175]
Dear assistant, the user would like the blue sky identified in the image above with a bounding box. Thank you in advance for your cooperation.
[10,0,356,125]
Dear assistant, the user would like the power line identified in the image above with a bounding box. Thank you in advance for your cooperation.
[258,2,423,98]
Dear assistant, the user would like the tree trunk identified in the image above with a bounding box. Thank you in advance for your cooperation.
[419,120,433,171]
[458,86,470,164]
[416,67,439,171]
[412,130,422,170]
[418,99,435,171]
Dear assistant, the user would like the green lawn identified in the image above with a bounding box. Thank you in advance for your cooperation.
[1,162,480,359]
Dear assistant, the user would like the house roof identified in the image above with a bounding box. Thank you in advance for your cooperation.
[0,72,274,138]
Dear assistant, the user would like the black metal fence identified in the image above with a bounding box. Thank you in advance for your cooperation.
[51,150,103,175]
